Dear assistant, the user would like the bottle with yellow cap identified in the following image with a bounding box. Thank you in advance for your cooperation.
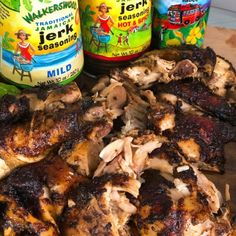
[0,0,84,87]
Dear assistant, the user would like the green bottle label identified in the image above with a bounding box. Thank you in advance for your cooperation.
[153,0,211,48]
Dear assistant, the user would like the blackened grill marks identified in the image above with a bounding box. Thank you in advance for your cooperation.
[0,99,110,159]
[60,173,133,235]
[1,167,43,217]
[74,174,130,207]
[137,170,174,223]
[0,202,7,230]
[182,45,216,68]
[164,112,236,171]
[0,95,30,124]
[0,163,43,218]
[135,170,185,235]
[159,210,184,236]
[157,79,236,125]
[22,83,63,101]
[150,143,183,165]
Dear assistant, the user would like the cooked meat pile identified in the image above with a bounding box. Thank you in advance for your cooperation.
[0,46,235,235]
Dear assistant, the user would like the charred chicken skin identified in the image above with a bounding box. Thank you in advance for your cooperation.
[134,169,232,236]
[148,102,236,172]
[166,112,236,172]
[20,82,82,112]
[156,78,236,125]
[0,94,30,124]
[0,82,81,125]
[0,155,81,236]
[60,173,140,236]
[0,98,112,179]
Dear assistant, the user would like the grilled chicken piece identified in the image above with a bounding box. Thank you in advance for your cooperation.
[112,45,216,89]
[147,101,176,134]
[158,92,204,115]
[148,142,224,211]
[156,78,236,125]
[112,57,197,89]
[0,94,30,124]
[169,112,236,172]
[93,133,232,235]
[0,155,81,235]
[0,99,112,179]
[0,83,82,125]
[207,56,236,97]
[134,168,232,236]
[20,82,82,112]
[151,45,217,78]
[149,102,236,172]
[60,174,140,236]
[0,194,58,236]
[59,139,103,177]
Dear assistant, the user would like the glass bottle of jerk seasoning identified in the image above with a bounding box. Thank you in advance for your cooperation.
[79,0,152,75]
[152,0,211,48]
[0,0,84,87]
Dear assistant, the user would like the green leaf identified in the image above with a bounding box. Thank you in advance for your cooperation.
[87,16,93,22]
[8,37,15,42]
[2,32,15,50]
[85,5,91,13]
[23,0,33,12]
[0,0,20,12]
[89,11,96,15]
[3,32,9,40]
[7,43,14,50]
[0,83,21,97]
